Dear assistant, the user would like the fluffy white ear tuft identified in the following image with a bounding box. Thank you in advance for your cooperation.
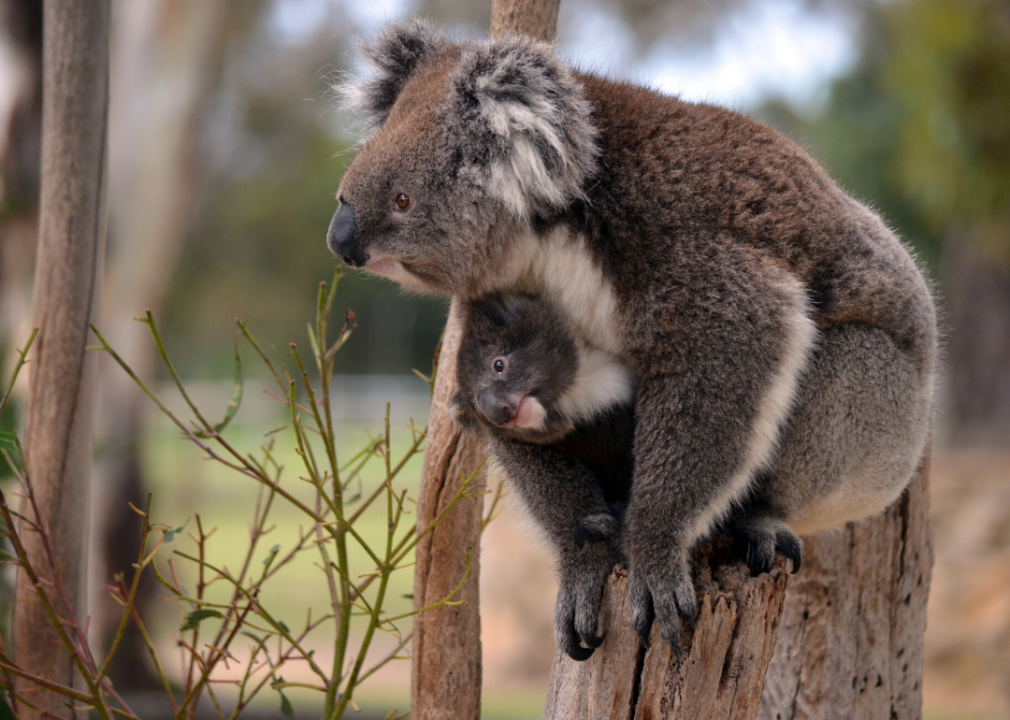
[339,20,445,133]
[450,36,600,216]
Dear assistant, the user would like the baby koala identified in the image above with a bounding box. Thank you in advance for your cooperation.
[451,293,636,660]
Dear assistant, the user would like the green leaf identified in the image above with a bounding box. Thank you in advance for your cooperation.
[279,691,294,719]
[0,432,17,453]
[278,620,290,634]
[163,517,190,544]
[263,543,281,565]
[402,593,414,600]
[195,339,244,438]
[181,608,223,632]
[0,688,15,720]
[241,630,263,644]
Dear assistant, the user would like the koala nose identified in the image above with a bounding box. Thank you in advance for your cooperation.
[478,389,516,426]
[327,202,367,268]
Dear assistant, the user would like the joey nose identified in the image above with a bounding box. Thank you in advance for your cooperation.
[478,389,515,426]
[328,203,367,268]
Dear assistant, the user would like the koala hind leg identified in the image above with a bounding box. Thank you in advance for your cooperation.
[761,322,934,539]
[731,512,803,576]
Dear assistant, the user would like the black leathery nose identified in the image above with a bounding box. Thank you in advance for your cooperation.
[327,202,367,268]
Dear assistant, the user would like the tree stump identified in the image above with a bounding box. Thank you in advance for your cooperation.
[544,457,932,720]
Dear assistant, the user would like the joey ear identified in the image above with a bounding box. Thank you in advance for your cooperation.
[449,391,479,431]
[342,20,445,132]
[450,36,600,216]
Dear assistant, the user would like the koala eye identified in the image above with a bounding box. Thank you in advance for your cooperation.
[393,193,411,211]
[493,358,506,375]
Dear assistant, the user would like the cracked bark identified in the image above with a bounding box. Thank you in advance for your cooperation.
[544,457,932,720]
[12,2,109,717]
[410,299,488,720]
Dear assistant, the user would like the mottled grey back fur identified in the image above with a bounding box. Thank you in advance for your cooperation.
[330,20,939,654]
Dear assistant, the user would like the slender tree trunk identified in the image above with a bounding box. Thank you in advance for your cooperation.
[411,299,488,720]
[544,456,932,720]
[409,5,561,718]
[13,1,109,718]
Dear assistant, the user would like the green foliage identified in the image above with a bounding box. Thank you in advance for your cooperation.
[886,0,1010,263]
[0,273,479,720]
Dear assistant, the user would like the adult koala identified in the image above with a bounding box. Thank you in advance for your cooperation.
[328,20,938,650]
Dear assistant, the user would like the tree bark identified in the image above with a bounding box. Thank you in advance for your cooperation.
[411,300,488,720]
[544,456,932,720]
[13,1,109,718]
[490,0,559,42]
[409,4,560,717]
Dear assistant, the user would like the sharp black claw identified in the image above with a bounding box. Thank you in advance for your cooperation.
[776,531,803,574]
[582,632,605,649]
[567,644,596,661]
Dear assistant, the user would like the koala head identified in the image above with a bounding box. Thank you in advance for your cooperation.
[329,21,599,297]
[452,294,580,444]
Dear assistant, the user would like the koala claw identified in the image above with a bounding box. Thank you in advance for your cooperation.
[629,558,696,648]
[583,631,606,649]
[736,519,803,577]
[554,541,616,661]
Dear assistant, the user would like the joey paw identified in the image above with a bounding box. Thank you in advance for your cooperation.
[554,541,616,661]
[574,512,621,548]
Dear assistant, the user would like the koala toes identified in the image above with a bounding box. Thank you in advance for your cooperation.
[735,518,803,576]
[554,541,616,661]
[574,512,621,548]
[628,553,697,650]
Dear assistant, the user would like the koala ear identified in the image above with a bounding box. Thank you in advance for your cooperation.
[342,20,445,132]
[450,37,600,216]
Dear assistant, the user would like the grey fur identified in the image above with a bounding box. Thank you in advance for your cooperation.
[452,294,636,660]
[330,22,938,650]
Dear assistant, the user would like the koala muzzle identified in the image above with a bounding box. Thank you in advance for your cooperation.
[328,203,367,268]
[478,389,516,427]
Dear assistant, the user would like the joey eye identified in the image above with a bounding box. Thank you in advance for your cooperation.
[493,358,506,375]
[393,193,411,211]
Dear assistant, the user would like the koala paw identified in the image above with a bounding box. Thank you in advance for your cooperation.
[574,512,621,548]
[554,541,618,661]
[627,552,697,649]
[735,518,803,576]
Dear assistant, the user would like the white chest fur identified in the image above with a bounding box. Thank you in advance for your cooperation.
[514,226,623,357]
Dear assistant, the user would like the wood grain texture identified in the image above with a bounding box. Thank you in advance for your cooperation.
[759,455,932,720]
[544,457,932,720]
[544,548,790,720]
[13,1,109,717]
[490,0,559,42]
[410,299,488,720]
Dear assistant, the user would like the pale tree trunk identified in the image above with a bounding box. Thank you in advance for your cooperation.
[89,0,240,686]
[411,300,488,720]
[544,457,932,720]
[13,1,109,718]
[409,4,561,718]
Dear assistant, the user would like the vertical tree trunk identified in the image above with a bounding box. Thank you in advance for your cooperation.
[411,300,488,720]
[13,1,109,718]
[409,4,560,718]
[544,457,932,720]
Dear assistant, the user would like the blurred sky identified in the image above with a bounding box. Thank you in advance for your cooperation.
[269,0,859,110]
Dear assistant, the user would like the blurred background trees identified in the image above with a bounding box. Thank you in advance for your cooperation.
[1,0,1008,714]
